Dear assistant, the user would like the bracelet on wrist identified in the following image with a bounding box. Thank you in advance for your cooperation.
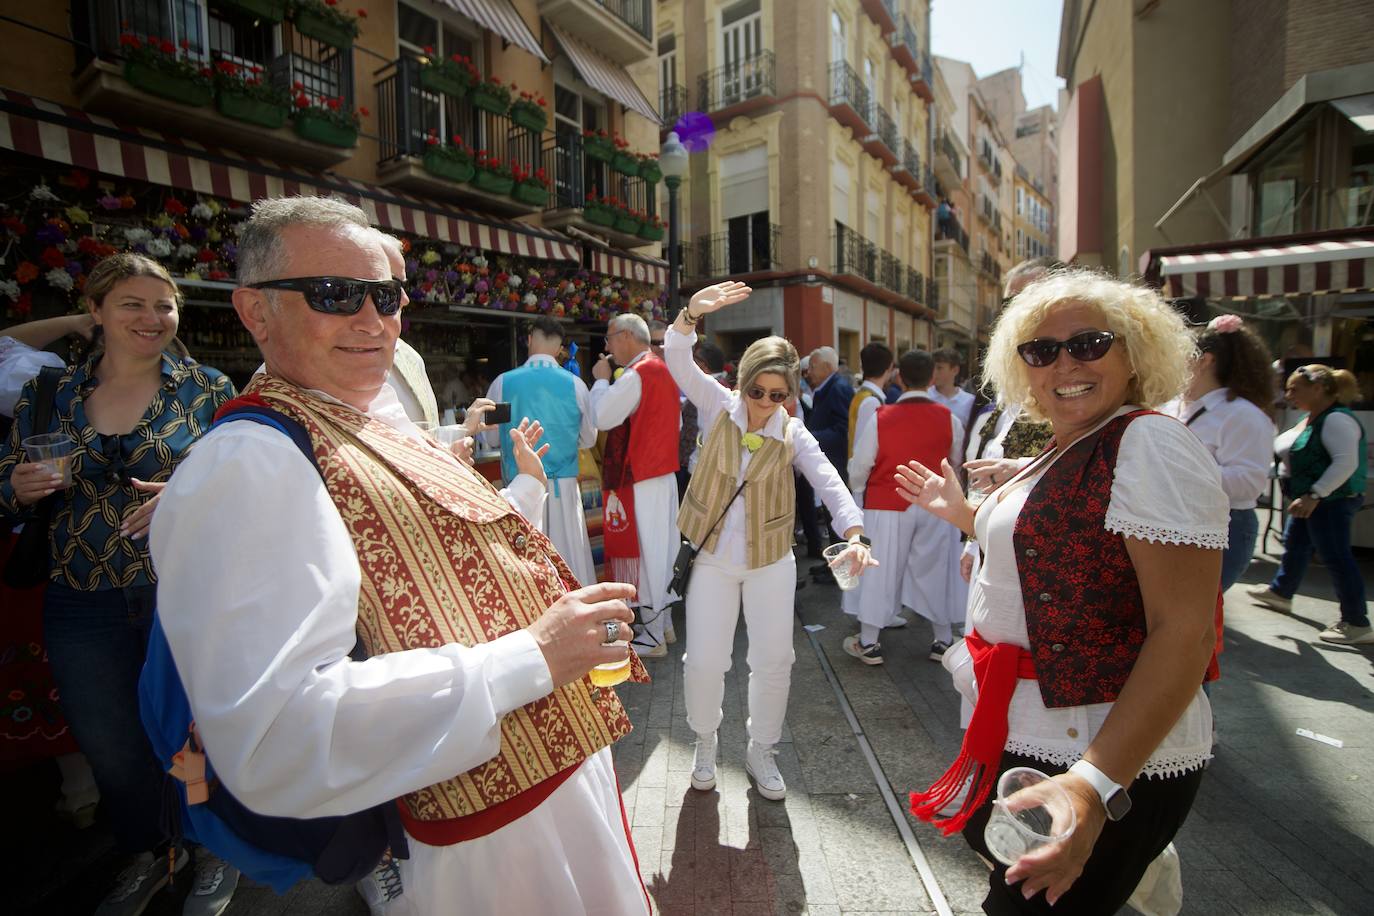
[682,306,698,324]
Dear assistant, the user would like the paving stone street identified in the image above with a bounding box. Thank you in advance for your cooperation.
[12,529,1373,915]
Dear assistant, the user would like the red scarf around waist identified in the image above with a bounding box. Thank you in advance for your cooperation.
[909,631,1037,835]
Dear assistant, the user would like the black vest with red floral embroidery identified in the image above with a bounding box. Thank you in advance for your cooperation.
[1012,411,1219,709]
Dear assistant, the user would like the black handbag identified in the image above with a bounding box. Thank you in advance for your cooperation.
[669,480,747,598]
[3,365,65,590]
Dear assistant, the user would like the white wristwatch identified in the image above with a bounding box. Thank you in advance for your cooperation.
[1068,759,1132,821]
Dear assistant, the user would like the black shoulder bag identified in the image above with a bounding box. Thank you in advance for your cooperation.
[669,480,747,598]
[4,365,65,590]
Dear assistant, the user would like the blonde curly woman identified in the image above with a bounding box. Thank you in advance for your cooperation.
[895,269,1227,913]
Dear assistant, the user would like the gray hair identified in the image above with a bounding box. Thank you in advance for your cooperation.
[809,346,838,369]
[609,313,650,344]
[236,196,371,286]
[373,230,406,280]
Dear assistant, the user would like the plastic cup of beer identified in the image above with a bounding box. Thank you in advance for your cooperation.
[823,542,863,591]
[433,424,467,448]
[982,767,1077,866]
[23,433,75,487]
[590,642,632,687]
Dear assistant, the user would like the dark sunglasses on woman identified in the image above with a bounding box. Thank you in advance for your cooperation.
[247,277,405,316]
[746,386,789,403]
[1016,330,1115,368]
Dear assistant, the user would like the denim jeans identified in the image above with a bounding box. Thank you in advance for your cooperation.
[1221,508,1259,592]
[1271,496,1369,627]
[43,581,166,853]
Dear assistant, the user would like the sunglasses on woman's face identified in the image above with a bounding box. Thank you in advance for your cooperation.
[247,277,405,316]
[1016,330,1116,368]
[746,386,789,403]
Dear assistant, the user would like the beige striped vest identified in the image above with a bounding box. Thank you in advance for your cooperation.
[242,376,644,821]
[679,409,796,569]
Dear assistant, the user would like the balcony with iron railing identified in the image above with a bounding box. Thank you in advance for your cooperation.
[915,165,938,208]
[889,15,934,102]
[74,0,357,168]
[660,84,689,130]
[893,139,921,193]
[927,275,940,315]
[688,224,782,279]
[934,130,963,187]
[935,213,969,254]
[828,61,872,135]
[540,132,659,249]
[538,0,653,65]
[697,50,776,116]
[977,193,996,225]
[859,0,899,33]
[861,104,899,168]
[834,224,926,309]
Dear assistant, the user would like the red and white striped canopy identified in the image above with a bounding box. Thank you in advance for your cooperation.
[0,88,580,262]
[591,249,667,286]
[1160,237,1374,300]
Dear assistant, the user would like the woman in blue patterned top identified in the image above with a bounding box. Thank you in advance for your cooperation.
[0,253,235,912]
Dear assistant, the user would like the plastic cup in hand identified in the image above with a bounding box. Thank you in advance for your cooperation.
[590,643,632,687]
[823,542,862,591]
[23,433,75,487]
[983,767,1077,866]
[433,424,467,448]
[966,484,991,509]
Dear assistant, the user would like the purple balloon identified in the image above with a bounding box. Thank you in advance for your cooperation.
[674,111,716,152]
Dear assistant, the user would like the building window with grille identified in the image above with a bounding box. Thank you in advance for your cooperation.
[831,11,846,64]
[396,2,479,154]
[719,146,771,274]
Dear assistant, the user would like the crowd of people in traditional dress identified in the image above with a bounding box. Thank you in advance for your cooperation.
[0,197,1367,916]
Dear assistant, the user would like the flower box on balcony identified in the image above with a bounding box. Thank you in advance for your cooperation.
[511,181,549,207]
[423,147,475,183]
[292,7,355,50]
[510,101,547,133]
[638,162,662,185]
[222,0,287,22]
[637,223,665,241]
[584,135,615,163]
[419,69,469,100]
[611,152,640,177]
[123,61,212,107]
[293,109,357,147]
[472,168,514,195]
[470,88,510,115]
[583,203,617,227]
[216,90,288,128]
[614,214,643,235]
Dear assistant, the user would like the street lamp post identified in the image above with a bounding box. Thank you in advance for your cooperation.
[659,131,690,316]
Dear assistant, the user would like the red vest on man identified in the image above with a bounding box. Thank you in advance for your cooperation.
[625,354,680,481]
[864,399,953,511]
[1013,411,1220,709]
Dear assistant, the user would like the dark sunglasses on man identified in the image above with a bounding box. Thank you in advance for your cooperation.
[247,277,405,316]
[1015,330,1115,368]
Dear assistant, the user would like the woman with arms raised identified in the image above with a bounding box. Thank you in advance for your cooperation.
[897,269,1227,913]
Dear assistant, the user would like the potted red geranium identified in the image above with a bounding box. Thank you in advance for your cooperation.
[291,86,362,147]
[614,206,644,236]
[119,33,213,107]
[470,74,511,115]
[583,128,614,163]
[422,131,475,183]
[638,151,662,184]
[638,212,665,241]
[583,191,616,227]
[510,164,550,207]
[610,136,639,177]
[419,49,478,99]
[288,0,363,50]
[510,90,548,133]
[220,0,288,22]
[212,59,290,128]
[471,151,515,195]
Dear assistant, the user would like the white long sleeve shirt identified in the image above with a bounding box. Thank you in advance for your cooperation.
[149,383,554,819]
[848,390,964,501]
[589,349,650,430]
[1161,388,1275,510]
[664,327,862,564]
[0,337,64,417]
[481,354,597,457]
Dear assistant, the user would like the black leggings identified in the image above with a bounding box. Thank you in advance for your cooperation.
[961,751,1204,916]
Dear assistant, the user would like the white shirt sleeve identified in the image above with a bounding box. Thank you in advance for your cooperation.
[1312,411,1364,497]
[847,414,879,499]
[1105,414,1229,550]
[794,419,864,536]
[663,326,730,430]
[150,423,554,818]
[573,376,597,449]
[852,395,880,449]
[501,474,547,530]
[478,375,503,451]
[590,367,643,430]
[950,414,966,469]
[0,338,64,418]
[1209,401,1275,505]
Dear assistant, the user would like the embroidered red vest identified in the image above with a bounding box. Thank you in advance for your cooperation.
[864,399,953,511]
[1012,411,1220,708]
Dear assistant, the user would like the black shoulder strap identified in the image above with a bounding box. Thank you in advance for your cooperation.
[29,365,64,434]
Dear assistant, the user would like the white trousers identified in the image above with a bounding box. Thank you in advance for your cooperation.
[682,551,797,747]
[545,476,596,588]
[392,748,648,916]
[899,516,965,642]
[632,473,678,644]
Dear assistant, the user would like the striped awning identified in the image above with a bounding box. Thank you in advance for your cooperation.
[0,89,579,262]
[437,0,548,64]
[546,24,660,124]
[591,249,667,286]
[1160,237,1374,299]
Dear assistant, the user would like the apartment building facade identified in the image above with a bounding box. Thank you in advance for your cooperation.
[930,62,976,359]
[1,0,667,402]
[656,0,939,367]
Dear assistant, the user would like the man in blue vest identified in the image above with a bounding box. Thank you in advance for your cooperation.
[484,316,597,585]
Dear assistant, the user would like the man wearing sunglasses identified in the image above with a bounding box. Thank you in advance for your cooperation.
[150,197,649,915]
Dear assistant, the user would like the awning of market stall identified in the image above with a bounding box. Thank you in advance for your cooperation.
[1144,229,1374,300]
[0,88,580,262]
[590,248,668,286]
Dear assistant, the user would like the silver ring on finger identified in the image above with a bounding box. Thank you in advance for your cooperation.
[603,619,620,645]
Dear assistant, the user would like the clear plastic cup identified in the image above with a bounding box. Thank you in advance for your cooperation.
[433,424,468,448]
[983,767,1077,866]
[823,542,863,591]
[590,643,631,687]
[23,433,75,487]
[966,484,991,509]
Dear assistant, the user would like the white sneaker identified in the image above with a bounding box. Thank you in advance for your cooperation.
[1246,585,1292,613]
[745,740,786,800]
[356,851,405,916]
[691,731,718,791]
[182,849,239,916]
[1319,622,1374,645]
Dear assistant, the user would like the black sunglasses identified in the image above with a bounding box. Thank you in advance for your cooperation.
[746,385,789,404]
[1016,330,1116,368]
[247,277,405,316]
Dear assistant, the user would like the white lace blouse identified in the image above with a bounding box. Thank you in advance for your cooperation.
[946,408,1229,779]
